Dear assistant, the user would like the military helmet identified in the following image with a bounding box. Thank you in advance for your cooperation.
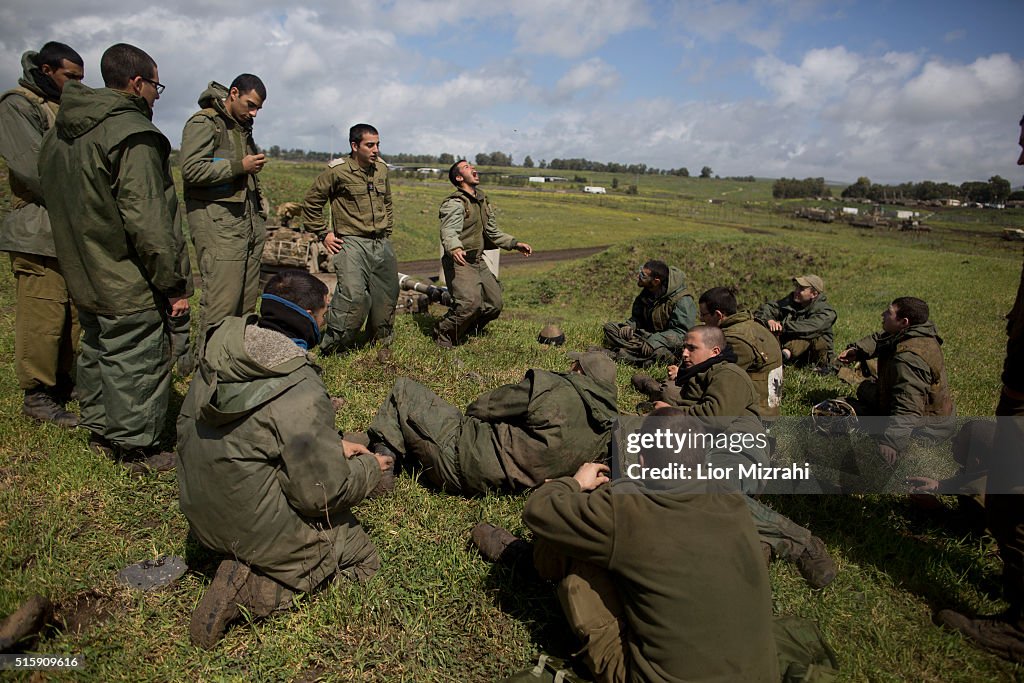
[537,324,565,346]
[811,398,858,435]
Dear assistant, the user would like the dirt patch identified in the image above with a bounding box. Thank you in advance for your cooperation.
[738,226,773,235]
[55,590,114,635]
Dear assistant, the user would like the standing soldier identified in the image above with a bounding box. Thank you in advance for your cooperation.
[39,43,191,470]
[0,42,84,427]
[302,123,395,354]
[434,160,532,347]
[181,74,267,358]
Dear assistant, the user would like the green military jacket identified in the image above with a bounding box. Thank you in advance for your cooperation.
[0,52,60,256]
[670,354,765,439]
[524,477,779,682]
[439,187,517,255]
[459,369,619,492]
[757,292,836,351]
[625,266,697,351]
[721,311,784,417]
[39,81,191,315]
[851,321,955,450]
[302,155,393,238]
[181,81,264,207]
[1005,256,1024,393]
[177,315,381,592]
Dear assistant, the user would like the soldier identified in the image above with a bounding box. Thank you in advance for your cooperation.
[838,296,956,466]
[434,160,532,347]
[603,259,697,366]
[632,287,783,417]
[181,74,267,358]
[302,123,396,354]
[656,326,836,588]
[39,43,191,470]
[756,274,836,368]
[936,114,1024,662]
[0,42,84,427]
[178,270,391,649]
[366,351,618,495]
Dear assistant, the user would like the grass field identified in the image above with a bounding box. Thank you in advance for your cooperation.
[1,160,1023,681]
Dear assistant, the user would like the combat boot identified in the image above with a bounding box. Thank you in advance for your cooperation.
[190,560,250,649]
[795,535,837,589]
[936,609,1024,662]
[630,373,662,399]
[22,389,78,428]
[0,594,53,651]
[116,446,177,475]
[471,523,531,564]
[366,442,397,499]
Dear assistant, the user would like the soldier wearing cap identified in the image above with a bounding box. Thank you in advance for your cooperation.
[366,351,619,495]
[756,274,836,368]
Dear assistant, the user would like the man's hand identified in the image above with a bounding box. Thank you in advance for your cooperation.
[906,476,940,494]
[323,232,344,254]
[242,153,266,174]
[341,440,371,458]
[374,453,394,472]
[573,462,611,491]
[638,340,654,357]
[515,242,533,256]
[168,296,190,317]
[667,365,679,381]
[620,324,635,341]
[451,247,468,266]
[767,319,783,334]
[838,348,858,364]
[879,444,898,467]
[653,400,671,410]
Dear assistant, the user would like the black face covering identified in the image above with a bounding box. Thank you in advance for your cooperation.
[675,345,738,385]
[257,294,321,350]
[30,68,62,102]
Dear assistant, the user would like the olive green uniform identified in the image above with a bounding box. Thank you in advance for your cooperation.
[603,266,697,365]
[367,369,618,495]
[39,81,192,449]
[720,310,784,418]
[435,187,518,345]
[524,477,779,682]
[302,155,395,353]
[667,355,818,562]
[178,316,382,592]
[0,51,79,394]
[845,321,956,451]
[757,293,836,366]
[181,82,266,352]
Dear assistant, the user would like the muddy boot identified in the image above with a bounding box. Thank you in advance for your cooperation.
[118,447,177,476]
[22,389,78,428]
[630,373,662,399]
[190,560,251,649]
[471,523,532,565]
[238,571,294,619]
[87,432,115,458]
[795,536,837,589]
[760,542,772,567]
[936,609,1024,662]
[0,595,54,651]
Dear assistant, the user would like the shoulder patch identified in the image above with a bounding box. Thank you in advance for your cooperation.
[328,157,346,168]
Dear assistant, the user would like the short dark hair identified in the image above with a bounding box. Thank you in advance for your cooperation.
[643,260,669,283]
[100,43,156,89]
[693,324,726,350]
[639,407,709,470]
[34,41,83,69]
[264,270,329,312]
[349,123,379,145]
[698,287,737,317]
[891,296,929,326]
[229,73,266,100]
[449,159,468,187]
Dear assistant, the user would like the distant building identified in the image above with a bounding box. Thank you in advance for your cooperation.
[528,176,547,183]
[841,207,859,216]
[416,168,441,175]
[583,186,606,194]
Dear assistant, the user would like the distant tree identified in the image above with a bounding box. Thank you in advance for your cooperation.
[773,177,831,199]
[960,180,993,204]
[611,177,619,189]
[523,155,534,168]
[626,184,638,195]
[990,175,1012,203]
[841,176,872,199]
[438,153,455,165]
[268,145,281,158]
[539,159,547,169]
[700,166,713,178]
[573,174,587,183]
[1010,190,1024,201]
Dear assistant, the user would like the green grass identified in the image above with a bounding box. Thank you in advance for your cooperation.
[1,159,1023,680]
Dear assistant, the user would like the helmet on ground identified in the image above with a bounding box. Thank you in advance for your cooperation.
[811,398,858,435]
[537,324,565,346]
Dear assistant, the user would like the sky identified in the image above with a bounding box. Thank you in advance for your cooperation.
[2,0,1022,185]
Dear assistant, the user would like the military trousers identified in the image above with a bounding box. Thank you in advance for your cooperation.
[782,337,832,367]
[367,377,507,495]
[188,200,266,355]
[321,235,398,354]
[77,307,171,450]
[9,252,79,392]
[988,390,1024,614]
[602,322,678,367]
[435,253,503,345]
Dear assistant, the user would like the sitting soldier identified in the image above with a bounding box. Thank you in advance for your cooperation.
[602,259,696,366]
[756,274,836,369]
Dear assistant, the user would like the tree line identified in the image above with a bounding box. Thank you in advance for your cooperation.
[840,176,1014,203]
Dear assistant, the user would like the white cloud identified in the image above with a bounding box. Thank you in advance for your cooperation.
[555,58,620,97]
[509,0,651,58]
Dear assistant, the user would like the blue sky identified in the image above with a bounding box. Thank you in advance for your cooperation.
[2,0,1022,184]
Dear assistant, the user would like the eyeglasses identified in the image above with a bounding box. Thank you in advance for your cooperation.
[637,267,653,281]
[140,76,165,95]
